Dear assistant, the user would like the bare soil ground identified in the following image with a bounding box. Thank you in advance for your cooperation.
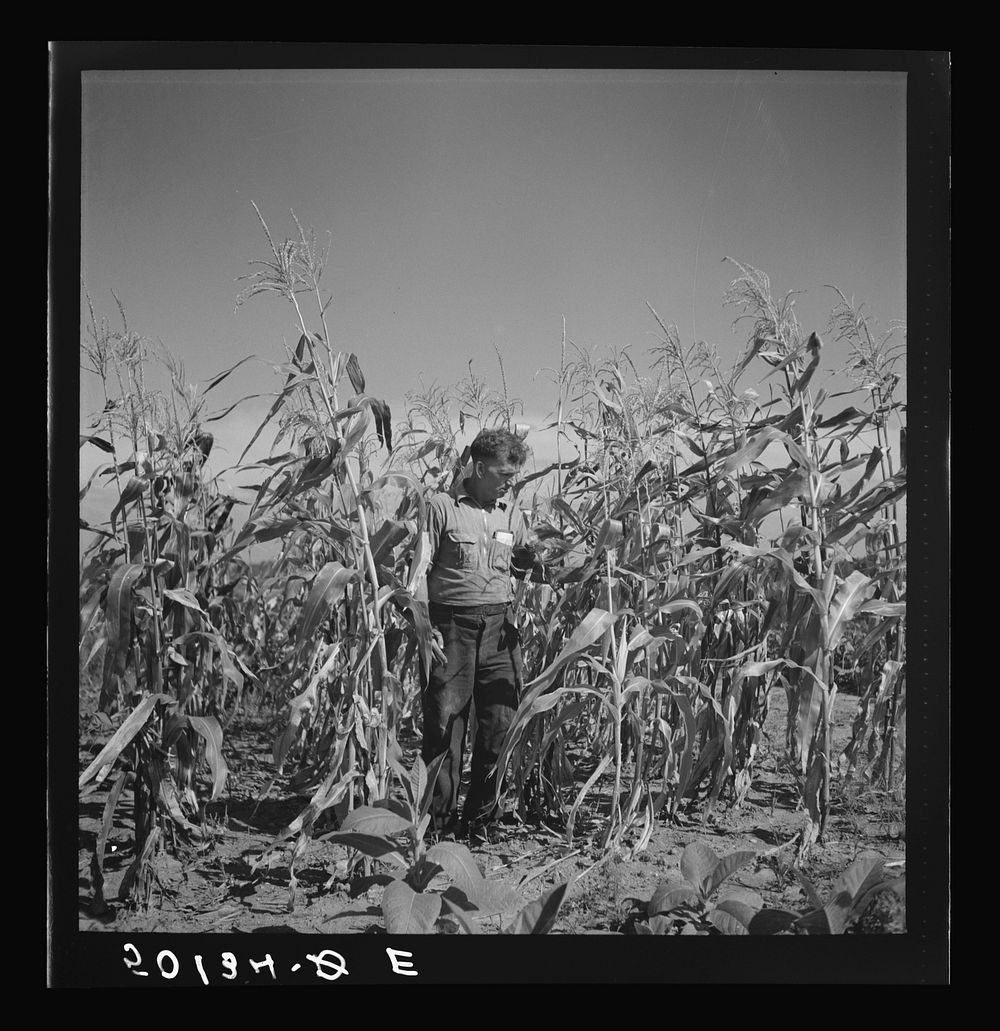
[78,688,905,935]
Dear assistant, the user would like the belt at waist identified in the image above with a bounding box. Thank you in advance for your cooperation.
[428,601,510,617]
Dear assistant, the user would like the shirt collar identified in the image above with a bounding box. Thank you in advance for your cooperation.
[454,478,507,511]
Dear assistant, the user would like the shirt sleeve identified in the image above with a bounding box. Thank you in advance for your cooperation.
[424,495,446,577]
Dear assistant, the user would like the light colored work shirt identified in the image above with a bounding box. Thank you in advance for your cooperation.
[425,480,528,607]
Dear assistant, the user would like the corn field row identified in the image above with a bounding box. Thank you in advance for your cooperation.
[79,211,906,908]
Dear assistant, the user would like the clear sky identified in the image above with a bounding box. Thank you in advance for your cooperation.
[79,66,906,536]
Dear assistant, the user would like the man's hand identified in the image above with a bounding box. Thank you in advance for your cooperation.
[511,543,535,570]
[431,627,448,667]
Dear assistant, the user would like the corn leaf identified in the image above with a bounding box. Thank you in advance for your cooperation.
[203,354,255,394]
[80,591,104,644]
[265,771,360,857]
[94,770,128,884]
[760,340,808,379]
[663,685,698,815]
[153,758,207,837]
[818,406,866,429]
[105,563,146,676]
[791,341,821,396]
[345,353,366,394]
[341,407,371,457]
[163,588,209,619]
[369,519,409,567]
[719,426,786,476]
[520,608,618,704]
[795,680,824,773]
[491,609,617,807]
[186,715,229,800]
[237,374,313,465]
[297,561,361,655]
[826,571,876,649]
[593,518,624,556]
[656,599,704,621]
[79,464,110,501]
[109,476,148,534]
[273,683,317,771]
[850,616,899,661]
[117,826,160,903]
[857,599,905,618]
[566,754,612,844]
[78,693,172,788]
[80,434,114,453]
[83,636,106,668]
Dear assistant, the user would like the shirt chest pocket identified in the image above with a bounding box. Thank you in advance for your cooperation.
[488,537,512,574]
[445,531,480,570]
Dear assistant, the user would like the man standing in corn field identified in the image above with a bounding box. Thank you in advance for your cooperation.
[421,428,542,842]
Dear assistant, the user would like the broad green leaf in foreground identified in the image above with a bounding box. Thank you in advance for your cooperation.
[443,880,524,918]
[680,841,719,896]
[748,908,800,935]
[832,855,885,904]
[316,832,408,868]
[706,850,757,896]
[648,884,699,917]
[408,755,428,817]
[503,881,571,935]
[340,805,413,838]
[418,751,449,822]
[823,856,888,934]
[425,842,483,898]
[382,880,442,934]
[440,895,481,934]
[709,907,750,935]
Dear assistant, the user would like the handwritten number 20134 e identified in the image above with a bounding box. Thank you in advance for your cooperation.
[122,944,418,982]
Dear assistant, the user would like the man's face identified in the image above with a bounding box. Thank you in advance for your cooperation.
[473,455,521,503]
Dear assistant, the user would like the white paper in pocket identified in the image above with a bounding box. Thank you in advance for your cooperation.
[493,531,514,546]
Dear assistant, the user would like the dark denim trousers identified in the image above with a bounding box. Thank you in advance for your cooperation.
[421,602,522,828]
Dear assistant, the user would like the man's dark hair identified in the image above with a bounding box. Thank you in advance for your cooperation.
[470,428,529,466]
